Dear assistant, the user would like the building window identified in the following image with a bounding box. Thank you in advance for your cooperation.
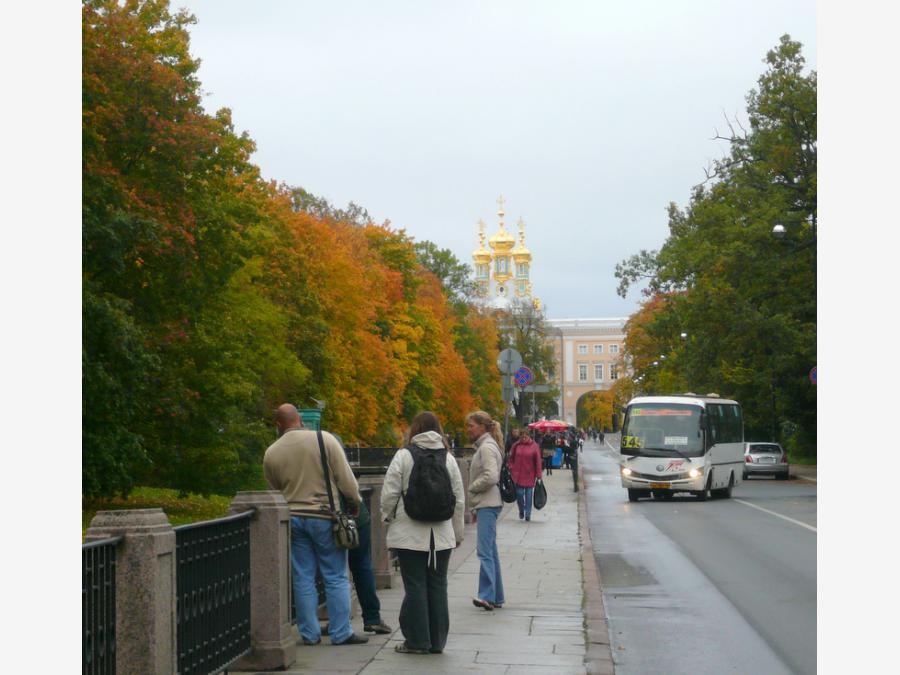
[578,364,588,382]
[516,263,528,277]
[578,345,588,355]
[610,364,618,380]
[593,344,603,355]
[594,364,603,381]
[476,264,488,278]
[610,344,619,354]
[496,257,508,274]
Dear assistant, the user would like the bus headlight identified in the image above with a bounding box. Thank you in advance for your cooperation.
[621,467,633,476]
[688,468,703,478]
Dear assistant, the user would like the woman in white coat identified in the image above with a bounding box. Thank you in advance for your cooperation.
[381,411,465,655]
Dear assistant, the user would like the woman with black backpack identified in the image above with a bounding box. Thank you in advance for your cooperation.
[380,411,465,655]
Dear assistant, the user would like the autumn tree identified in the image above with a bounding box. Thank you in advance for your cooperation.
[578,390,615,431]
[83,0,512,497]
[83,0,279,495]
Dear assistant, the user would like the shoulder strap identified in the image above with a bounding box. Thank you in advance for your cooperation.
[316,430,337,513]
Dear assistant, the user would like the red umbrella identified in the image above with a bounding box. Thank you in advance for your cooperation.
[528,419,569,431]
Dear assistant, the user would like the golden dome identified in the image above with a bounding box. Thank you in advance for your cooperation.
[487,194,515,251]
[473,220,492,263]
[488,224,515,250]
[512,218,531,261]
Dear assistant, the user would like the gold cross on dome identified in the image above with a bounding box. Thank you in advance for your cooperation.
[497,195,505,211]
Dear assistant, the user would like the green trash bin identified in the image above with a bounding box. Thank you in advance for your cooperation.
[299,408,322,431]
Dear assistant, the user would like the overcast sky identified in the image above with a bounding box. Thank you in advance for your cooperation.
[177,0,816,319]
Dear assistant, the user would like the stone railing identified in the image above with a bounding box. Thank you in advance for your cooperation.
[84,493,295,673]
[81,451,476,671]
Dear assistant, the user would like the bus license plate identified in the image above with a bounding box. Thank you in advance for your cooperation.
[649,482,670,489]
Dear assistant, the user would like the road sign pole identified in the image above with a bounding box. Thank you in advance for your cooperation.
[497,348,522,444]
[503,374,511,443]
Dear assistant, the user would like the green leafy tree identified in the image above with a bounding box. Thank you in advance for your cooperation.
[616,35,816,456]
[414,241,477,304]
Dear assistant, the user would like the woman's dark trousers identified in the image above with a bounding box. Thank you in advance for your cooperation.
[395,548,452,652]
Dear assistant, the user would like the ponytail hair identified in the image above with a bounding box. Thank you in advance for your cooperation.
[466,410,503,447]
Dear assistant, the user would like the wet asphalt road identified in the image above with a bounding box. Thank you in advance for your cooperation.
[581,438,816,675]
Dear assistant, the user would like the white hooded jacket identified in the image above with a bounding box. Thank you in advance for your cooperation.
[380,431,465,553]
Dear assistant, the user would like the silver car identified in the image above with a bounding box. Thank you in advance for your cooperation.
[743,442,790,480]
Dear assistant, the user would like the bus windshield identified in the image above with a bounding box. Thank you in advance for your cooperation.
[621,403,705,456]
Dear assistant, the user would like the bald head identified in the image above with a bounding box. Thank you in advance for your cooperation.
[275,403,302,435]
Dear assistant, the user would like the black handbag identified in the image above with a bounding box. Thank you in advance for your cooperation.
[533,478,548,510]
[499,456,518,503]
[316,430,360,549]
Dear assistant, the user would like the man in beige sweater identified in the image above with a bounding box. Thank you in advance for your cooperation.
[263,404,368,646]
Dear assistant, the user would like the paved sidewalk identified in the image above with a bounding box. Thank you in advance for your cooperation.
[236,468,608,674]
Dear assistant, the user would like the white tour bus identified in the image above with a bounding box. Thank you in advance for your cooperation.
[619,394,744,502]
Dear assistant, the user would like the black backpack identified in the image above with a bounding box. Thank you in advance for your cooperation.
[402,445,456,522]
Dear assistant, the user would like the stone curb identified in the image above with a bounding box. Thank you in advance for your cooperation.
[577,461,616,675]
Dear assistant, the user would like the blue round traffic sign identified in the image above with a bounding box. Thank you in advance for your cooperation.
[514,366,533,388]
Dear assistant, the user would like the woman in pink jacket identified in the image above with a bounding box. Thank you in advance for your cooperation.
[507,429,544,521]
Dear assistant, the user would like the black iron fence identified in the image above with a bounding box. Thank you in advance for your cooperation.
[83,536,122,675]
[174,510,254,675]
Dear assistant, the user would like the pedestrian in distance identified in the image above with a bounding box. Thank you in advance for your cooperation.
[466,410,506,611]
[541,431,555,475]
[380,411,465,655]
[263,404,369,646]
[504,426,520,455]
[507,429,543,521]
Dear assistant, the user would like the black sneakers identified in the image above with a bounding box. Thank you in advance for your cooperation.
[364,622,393,634]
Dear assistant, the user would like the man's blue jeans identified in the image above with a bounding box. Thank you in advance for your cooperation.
[475,506,505,605]
[515,486,534,519]
[290,516,352,644]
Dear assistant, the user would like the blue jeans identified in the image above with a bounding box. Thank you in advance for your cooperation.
[291,516,352,644]
[475,506,505,605]
[347,518,381,625]
[516,486,534,519]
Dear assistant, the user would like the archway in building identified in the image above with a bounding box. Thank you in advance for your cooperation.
[575,390,616,431]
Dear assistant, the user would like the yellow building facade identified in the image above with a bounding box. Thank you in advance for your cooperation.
[546,318,628,427]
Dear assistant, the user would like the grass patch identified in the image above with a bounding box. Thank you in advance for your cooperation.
[83,487,233,538]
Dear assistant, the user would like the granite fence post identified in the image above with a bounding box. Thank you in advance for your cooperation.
[84,508,177,675]
[228,491,297,671]
[359,475,391,589]
[456,457,474,523]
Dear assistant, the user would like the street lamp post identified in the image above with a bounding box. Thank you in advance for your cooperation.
[773,217,816,300]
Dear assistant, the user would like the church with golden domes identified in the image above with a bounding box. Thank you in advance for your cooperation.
[472,196,541,311]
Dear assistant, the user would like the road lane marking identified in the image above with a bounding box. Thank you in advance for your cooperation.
[733,499,817,533]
